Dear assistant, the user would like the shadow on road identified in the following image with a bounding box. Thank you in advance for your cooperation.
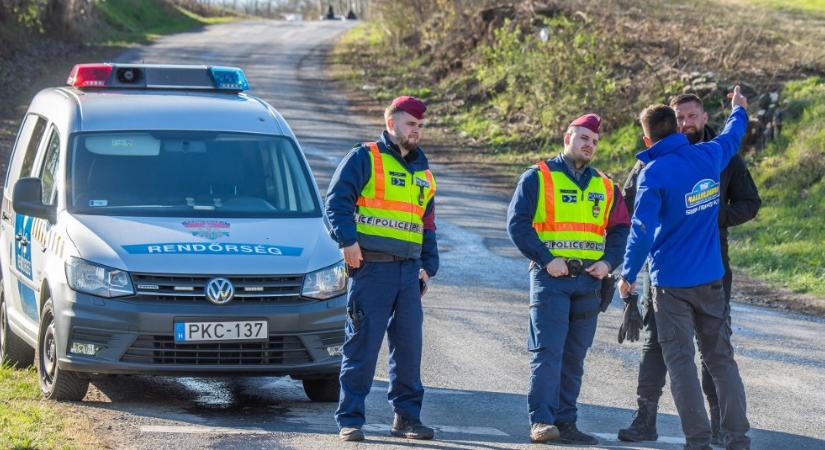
[76,376,824,449]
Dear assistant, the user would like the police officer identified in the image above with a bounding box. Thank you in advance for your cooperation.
[507,114,630,445]
[619,87,751,450]
[326,96,438,442]
[619,93,760,445]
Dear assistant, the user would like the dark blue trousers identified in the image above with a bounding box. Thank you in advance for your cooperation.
[335,260,424,429]
[528,266,601,425]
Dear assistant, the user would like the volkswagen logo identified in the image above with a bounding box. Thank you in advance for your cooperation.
[205,278,234,305]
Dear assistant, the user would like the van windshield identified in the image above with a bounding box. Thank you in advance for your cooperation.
[68,131,320,218]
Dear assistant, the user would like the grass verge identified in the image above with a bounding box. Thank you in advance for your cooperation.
[97,0,237,45]
[0,364,100,449]
[729,77,825,297]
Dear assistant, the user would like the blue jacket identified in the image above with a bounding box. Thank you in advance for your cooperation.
[507,154,630,271]
[325,131,439,277]
[621,106,749,287]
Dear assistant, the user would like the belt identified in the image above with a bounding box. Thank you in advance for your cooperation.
[361,250,409,262]
[563,258,599,277]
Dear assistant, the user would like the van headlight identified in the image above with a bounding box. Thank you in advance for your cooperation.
[65,257,134,298]
[302,261,347,300]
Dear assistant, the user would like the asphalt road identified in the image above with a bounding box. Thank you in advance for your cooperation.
[64,20,825,449]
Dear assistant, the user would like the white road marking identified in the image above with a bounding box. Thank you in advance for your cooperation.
[140,425,270,435]
[593,432,686,445]
[141,423,510,438]
[369,385,473,396]
[363,424,509,437]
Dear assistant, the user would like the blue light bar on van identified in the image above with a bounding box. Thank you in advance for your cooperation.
[66,63,249,92]
[208,66,250,91]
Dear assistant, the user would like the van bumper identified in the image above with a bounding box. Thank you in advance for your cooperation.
[52,283,346,377]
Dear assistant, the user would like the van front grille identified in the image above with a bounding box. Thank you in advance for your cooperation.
[120,334,312,365]
[130,273,307,304]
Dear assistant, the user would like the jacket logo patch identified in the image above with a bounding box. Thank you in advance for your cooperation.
[414,177,430,188]
[561,189,578,203]
[389,171,407,178]
[685,179,720,215]
[587,192,605,202]
[391,177,406,187]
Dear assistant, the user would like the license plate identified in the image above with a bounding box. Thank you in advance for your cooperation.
[174,320,268,342]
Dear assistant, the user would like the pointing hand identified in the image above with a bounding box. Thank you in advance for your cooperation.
[727,85,748,109]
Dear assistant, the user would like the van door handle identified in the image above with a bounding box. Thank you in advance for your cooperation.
[2,211,9,222]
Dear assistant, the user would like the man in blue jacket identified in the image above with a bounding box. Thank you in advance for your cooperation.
[326,96,438,442]
[508,113,630,445]
[619,86,751,450]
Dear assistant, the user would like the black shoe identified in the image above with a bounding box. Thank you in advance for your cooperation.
[390,414,435,440]
[618,398,659,442]
[338,427,365,441]
[530,423,560,443]
[553,421,599,446]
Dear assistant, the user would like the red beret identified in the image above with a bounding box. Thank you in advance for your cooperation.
[569,113,602,134]
[390,96,426,120]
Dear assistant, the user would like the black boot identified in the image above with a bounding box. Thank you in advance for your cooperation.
[390,414,435,440]
[709,403,723,446]
[553,421,599,445]
[618,398,659,442]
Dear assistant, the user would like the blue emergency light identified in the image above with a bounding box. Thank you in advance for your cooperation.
[208,66,250,91]
[66,63,250,92]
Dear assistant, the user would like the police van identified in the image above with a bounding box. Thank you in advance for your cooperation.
[0,64,347,401]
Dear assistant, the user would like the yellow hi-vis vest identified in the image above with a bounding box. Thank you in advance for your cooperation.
[355,142,436,249]
[532,160,614,260]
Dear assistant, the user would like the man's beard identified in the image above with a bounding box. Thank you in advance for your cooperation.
[684,128,703,144]
[398,135,419,151]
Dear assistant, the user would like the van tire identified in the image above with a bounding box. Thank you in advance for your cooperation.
[37,299,89,401]
[302,376,340,402]
[0,285,35,368]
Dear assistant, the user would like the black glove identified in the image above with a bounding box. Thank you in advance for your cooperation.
[599,274,616,313]
[618,293,643,344]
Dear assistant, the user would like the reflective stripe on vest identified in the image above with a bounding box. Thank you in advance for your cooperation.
[356,142,435,245]
[532,160,613,260]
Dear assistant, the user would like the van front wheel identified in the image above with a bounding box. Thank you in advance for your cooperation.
[37,299,88,401]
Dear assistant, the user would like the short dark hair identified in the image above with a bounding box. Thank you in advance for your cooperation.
[639,104,677,143]
[669,93,704,110]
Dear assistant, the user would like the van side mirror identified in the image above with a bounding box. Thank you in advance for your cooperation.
[13,177,56,224]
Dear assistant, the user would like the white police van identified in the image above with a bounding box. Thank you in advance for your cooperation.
[0,64,347,401]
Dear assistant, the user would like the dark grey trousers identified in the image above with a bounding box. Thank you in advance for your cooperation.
[653,280,750,449]
[636,248,733,423]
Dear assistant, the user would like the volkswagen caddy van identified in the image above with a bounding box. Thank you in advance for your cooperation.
[0,64,346,401]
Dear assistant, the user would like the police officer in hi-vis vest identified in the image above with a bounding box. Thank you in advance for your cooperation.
[326,96,438,442]
[507,114,630,445]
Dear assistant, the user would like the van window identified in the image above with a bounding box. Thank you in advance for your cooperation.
[5,114,47,194]
[38,128,61,205]
[68,131,320,218]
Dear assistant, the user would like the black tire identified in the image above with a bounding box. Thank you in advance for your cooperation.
[302,376,340,402]
[37,298,89,401]
[0,284,35,368]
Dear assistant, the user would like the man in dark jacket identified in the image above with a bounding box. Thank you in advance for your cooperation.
[619,87,751,450]
[618,94,760,445]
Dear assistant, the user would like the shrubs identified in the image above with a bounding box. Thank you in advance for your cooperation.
[729,76,825,295]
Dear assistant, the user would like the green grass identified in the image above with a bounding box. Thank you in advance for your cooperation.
[96,0,236,44]
[729,76,825,296]
[739,0,825,15]
[0,364,99,449]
